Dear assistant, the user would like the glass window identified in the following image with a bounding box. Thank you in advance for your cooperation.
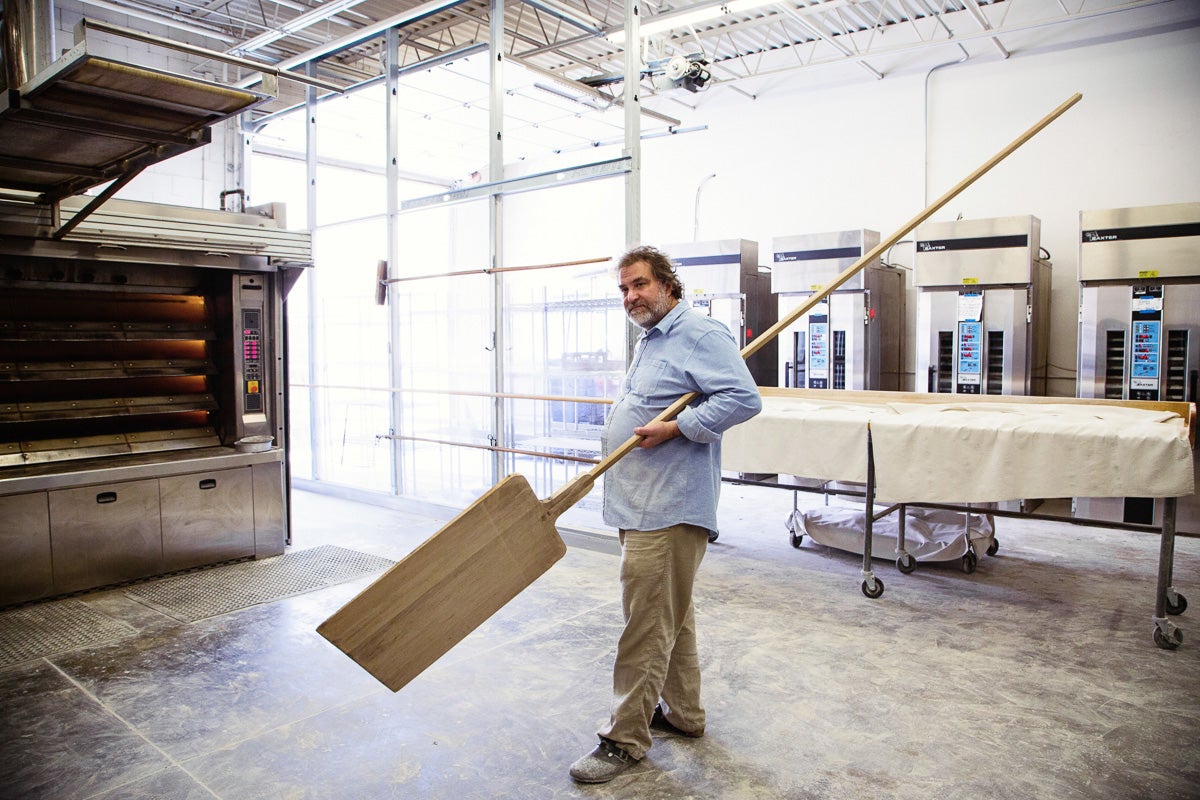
[285,268,314,481]
[247,73,632,534]
[500,261,626,530]
[248,119,308,227]
[310,215,391,491]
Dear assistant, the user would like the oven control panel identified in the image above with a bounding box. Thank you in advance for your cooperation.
[234,274,270,432]
[242,307,263,412]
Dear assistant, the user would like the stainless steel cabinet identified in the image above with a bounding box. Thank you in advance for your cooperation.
[0,492,53,605]
[251,461,285,558]
[160,468,255,571]
[0,452,287,606]
[48,479,162,594]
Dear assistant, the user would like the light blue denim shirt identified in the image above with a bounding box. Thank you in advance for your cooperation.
[601,302,762,534]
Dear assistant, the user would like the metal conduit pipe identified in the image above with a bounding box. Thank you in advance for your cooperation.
[694,173,717,242]
[923,42,969,205]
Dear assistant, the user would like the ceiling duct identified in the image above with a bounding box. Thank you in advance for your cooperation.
[1,0,56,91]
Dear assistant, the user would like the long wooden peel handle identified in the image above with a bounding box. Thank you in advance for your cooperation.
[742,91,1082,361]
[543,390,699,517]
[595,391,699,476]
[548,92,1083,517]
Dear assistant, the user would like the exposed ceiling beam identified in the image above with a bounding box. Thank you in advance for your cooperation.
[230,0,374,55]
[520,0,606,36]
[510,55,684,127]
[231,0,476,88]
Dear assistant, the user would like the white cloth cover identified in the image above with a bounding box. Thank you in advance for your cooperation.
[723,395,1194,503]
[792,505,995,563]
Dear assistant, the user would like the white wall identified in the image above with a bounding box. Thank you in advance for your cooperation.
[630,20,1200,394]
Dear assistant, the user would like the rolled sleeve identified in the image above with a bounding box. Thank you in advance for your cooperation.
[675,330,762,444]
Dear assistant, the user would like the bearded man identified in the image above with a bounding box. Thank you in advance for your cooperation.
[569,245,762,783]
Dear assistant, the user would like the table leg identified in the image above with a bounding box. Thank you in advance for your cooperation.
[1152,496,1184,649]
[861,427,883,598]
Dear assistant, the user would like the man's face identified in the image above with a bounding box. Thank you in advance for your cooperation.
[618,260,677,329]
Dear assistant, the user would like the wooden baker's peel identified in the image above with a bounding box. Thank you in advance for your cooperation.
[317,93,1083,692]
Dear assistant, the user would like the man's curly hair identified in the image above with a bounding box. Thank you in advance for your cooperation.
[617,245,684,300]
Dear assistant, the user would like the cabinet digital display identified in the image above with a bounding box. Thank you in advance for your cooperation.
[808,311,829,389]
[1130,285,1163,401]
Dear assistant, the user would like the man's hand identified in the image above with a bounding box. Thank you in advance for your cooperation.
[634,420,680,448]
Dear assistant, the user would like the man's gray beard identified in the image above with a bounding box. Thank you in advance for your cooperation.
[627,295,672,329]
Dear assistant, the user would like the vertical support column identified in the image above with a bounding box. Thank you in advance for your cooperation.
[234,114,250,208]
[226,75,245,212]
[623,0,642,363]
[489,0,507,483]
[305,62,323,480]
[623,1,641,249]
[385,26,405,496]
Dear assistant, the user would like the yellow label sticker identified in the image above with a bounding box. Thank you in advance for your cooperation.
[962,277,979,285]
[1138,270,1160,279]
[810,284,823,291]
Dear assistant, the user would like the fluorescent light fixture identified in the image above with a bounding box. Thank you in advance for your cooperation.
[233,0,372,54]
[395,42,489,75]
[521,0,605,36]
[607,0,783,44]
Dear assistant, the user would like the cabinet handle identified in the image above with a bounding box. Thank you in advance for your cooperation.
[199,479,217,490]
[97,491,117,504]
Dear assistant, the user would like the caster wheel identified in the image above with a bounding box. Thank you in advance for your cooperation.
[861,577,885,599]
[1153,626,1184,650]
[986,537,1000,557]
[1166,593,1188,616]
[961,552,978,574]
[897,554,916,574]
[790,531,804,549]
[708,530,719,543]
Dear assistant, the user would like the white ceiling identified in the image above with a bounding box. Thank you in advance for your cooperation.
[50,0,1200,182]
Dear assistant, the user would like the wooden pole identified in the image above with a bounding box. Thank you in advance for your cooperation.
[319,93,1084,692]
[559,92,1084,496]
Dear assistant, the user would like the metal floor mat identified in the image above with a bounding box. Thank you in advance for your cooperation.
[124,545,395,623]
[0,600,137,668]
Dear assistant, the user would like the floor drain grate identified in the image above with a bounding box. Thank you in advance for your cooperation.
[0,600,137,668]
[124,545,395,622]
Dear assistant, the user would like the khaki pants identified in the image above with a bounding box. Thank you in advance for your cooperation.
[598,523,709,759]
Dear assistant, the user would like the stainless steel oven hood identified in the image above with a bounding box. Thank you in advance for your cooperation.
[0,6,339,239]
[0,39,269,204]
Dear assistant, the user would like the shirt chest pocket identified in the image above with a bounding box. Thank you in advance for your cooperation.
[628,357,668,396]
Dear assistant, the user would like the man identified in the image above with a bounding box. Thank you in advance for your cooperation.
[569,245,762,783]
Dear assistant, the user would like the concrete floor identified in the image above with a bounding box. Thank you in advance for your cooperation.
[2,483,1198,800]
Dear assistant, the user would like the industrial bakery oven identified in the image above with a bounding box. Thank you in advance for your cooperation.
[913,215,1051,396]
[666,238,777,387]
[771,229,905,392]
[0,197,310,606]
[1075,201,1200,534]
